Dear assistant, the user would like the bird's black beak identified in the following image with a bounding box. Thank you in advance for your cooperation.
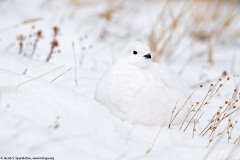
[143,53,151,59]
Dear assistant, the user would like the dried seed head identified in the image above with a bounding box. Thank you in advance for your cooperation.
[236,100,238,102]
[217,118,220,121]
[54,124,60,129]
[225,101,228,104]
[196,102,200,105]
[234,89,238,92]
[217,111,220,115]
[229,124,233,127]
[17,35,25,41]
[233,106,236,108]
[227,77,230,80]
[53,26,59,34]
[219,78,222,81]
[222,71,227,77]
[200,85,203,88]
[219,106,222,109]
[219,84,223,87]
[210,84,213,86]
[51,40,58,47]
[36,31,42,38]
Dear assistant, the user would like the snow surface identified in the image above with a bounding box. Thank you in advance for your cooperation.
[0,0,240,159]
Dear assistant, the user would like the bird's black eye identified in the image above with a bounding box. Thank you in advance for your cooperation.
[133,51,137,55]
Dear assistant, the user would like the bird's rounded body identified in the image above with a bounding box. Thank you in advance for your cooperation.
[94,42,190,126]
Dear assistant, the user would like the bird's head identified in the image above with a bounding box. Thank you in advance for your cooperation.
[122,41,152,68]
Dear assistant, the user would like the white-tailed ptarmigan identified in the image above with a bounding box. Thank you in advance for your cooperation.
[94,41,190,126]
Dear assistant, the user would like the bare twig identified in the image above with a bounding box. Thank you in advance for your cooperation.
[72,42,78,86]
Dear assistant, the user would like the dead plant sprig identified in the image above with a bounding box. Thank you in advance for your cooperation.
[17,35,25,54]
[193,111,204,138]
[179,102,198,130]
[46,40,58,62]
[202,110,237,138]
[191,71,227,89]
[168,100,178,128]
[227,120,237,143]
[149,6,186,62]
[183,78,227,132]
[201,94,239,137]
[31,30,43,57]
[24,26,35,56]
[206,130,224,148]
[46,26,60,62]
[168,85,201,128]
[183,84,217,131]
[199,105,225,136]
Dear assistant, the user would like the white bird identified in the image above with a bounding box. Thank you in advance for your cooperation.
[94,41,190,126]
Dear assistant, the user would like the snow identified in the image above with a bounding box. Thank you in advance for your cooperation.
[0,0,240,159]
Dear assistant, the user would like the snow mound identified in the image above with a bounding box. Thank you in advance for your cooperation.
[0,68,130,159]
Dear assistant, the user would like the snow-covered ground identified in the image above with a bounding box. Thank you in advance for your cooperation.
[0,0,240,159]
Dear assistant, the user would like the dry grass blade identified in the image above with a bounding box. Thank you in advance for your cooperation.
[234,135,240,144]
[208,35,213,64]
[0,17,42,33]
[22,18,42,24]
[146,120,166,154]
[168,99,179,128]
[51,68,72,83]
[15,66,64,90]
